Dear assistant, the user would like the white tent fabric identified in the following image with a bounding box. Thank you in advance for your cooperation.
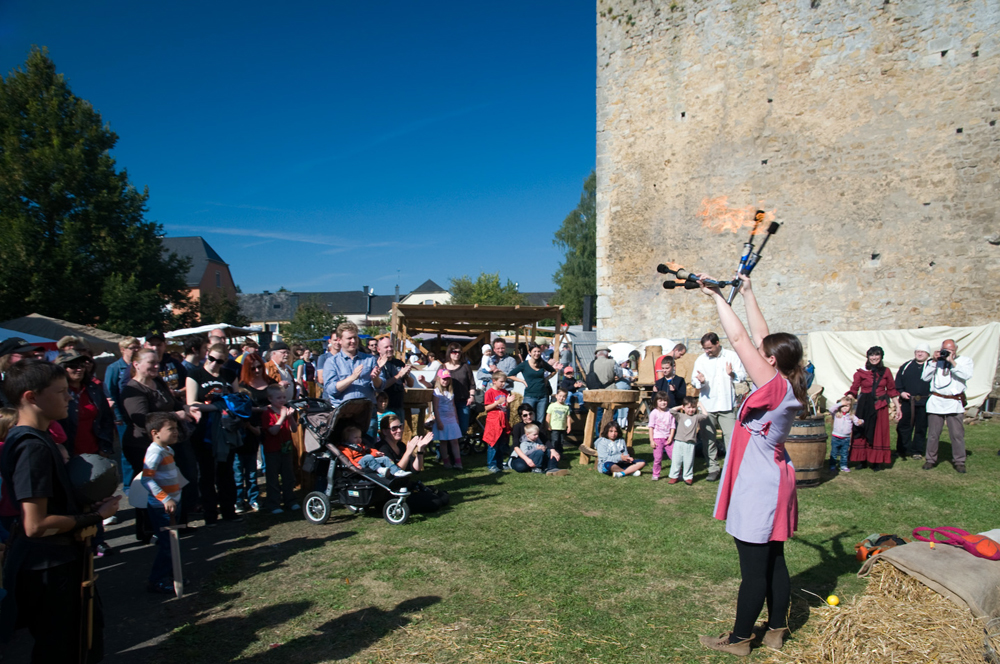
[164,323,261,339]
[637,338,676,359]
[808,323,1000,410]
[607,342,638,363]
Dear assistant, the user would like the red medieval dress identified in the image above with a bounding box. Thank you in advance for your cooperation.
[845,367,898,465]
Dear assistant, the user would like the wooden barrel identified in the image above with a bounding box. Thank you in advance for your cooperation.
[785,417,828,487]
[583,389,641,404]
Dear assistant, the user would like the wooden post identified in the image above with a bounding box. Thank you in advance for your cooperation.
[390,302,400,359]
[530,321,537,344]
[554,307,563,356]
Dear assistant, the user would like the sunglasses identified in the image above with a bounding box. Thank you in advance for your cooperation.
[206,356,226,364]
[389,424,403,431]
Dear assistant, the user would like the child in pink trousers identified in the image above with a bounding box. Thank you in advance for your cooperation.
[648,390,677,481]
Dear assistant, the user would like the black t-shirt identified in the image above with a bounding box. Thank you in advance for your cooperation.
[189,366,229,403]
[2,426,79,569]
[654,375,686,409]
[511,421,549,448]
[376,438,403,464]
[380,358,408,411]
[446,363,473,404]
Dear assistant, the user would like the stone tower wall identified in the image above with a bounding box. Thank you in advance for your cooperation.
[596,0,1000,345]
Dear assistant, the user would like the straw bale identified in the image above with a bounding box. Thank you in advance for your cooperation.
[765,562,990,663]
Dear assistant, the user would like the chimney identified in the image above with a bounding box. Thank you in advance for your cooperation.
[395,284,400,302]
[582,295,595,332]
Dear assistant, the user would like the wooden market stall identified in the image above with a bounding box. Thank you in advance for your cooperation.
[389,303,565,438]
[389,303,565,361]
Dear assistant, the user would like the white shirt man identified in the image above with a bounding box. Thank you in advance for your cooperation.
[920,338,972,473]
[690,333,746,481]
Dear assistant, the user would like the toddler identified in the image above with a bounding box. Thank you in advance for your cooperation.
[262,384,300,514]
[545,388,572,455]
[511,423,567,475]
[647,391,677,480]
[482,371,514,473]
[595,421,645,477]
[141,412,187,593]
[668,397,707,485]
[338,425,410,478]
[830,397,863,473]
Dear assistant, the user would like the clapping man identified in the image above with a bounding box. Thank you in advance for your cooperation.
[691,333,746,482]
[324,322,382,407]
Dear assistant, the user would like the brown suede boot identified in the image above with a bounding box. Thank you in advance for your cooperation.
[752,623,790,650]
[698,632,752,656]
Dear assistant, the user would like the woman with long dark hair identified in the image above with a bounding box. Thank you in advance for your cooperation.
[693,274,807,656]
[845,346,901,471]
[234,351,271,512]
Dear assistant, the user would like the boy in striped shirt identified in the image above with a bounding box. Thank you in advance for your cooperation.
[141,412,187,594]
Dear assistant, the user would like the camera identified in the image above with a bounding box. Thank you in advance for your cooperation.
[939,349,950,359]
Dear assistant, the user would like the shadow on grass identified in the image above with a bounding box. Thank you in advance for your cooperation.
[787,531,859,631]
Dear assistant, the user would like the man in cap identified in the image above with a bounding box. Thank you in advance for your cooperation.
[586,344,623,435]
[922,339,973,473]
[558,342,573,367]
[266,341,296,401]
[894,342,932,459]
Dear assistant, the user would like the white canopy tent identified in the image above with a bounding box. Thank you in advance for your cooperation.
[808,322,1000,410]
[164,323,261,340]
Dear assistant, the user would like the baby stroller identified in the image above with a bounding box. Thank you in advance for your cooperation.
[293,397,412,526]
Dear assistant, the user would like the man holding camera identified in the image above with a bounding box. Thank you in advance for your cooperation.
[921,339,972,473]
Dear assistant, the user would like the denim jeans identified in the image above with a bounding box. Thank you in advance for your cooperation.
[830,435,850,468]
[521,396,548,421]
[358,454,401,476]
[456,404,471,438]
[147,502,174,585]
[116,422,133,486]
[234,450,260,507]
[510,447,558,473]
[486,433,510,470]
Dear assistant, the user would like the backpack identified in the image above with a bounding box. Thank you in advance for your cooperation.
[912,527,1000,561]
[854,533,908,561]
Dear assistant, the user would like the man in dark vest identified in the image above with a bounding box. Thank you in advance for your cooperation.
[894,342,931,459]
[586,345,622,436]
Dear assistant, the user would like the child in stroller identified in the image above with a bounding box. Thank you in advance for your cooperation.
[338,425,411,478]
[295,397,413,525]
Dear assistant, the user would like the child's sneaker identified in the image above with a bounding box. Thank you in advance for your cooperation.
[840,466,851,473]
[271,508,284,515]
[667,477,679,484]
[612,471,625,478]
[147,580,175,595]
[651,475,660,481]
[453,462,464,470]
[631,470,642,477]
[394,470,412,477]
[441,459,452,469]
[377,467,389,477]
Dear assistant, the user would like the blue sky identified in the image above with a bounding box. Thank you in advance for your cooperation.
[0,2,596,295]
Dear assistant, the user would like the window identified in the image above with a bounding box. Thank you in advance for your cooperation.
[268,324,277,332]
[215,271,221,288]
[424,299,433,305]
[273,303,281,309]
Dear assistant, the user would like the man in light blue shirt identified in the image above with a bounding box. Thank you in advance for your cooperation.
[323,321,383,406]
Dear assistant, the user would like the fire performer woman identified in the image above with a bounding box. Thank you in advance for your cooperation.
[844,347,901,471]
[693,273,807,656]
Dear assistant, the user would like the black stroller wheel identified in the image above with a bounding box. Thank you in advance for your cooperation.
[382,499,410,525]
[303,491,331,525]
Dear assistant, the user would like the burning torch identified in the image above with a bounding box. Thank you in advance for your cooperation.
[725,214,780,304]
[656,263,738,290]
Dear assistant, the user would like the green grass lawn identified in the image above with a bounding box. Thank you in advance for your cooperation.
[153,420,999,663]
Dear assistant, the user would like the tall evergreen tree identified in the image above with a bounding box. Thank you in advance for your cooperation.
[551,170,596,323]
[0,47,192,334]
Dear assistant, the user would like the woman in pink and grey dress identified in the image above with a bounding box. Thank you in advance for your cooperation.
[693,273,809,657]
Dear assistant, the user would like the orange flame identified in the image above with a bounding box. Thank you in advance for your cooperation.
[698,197,776,234]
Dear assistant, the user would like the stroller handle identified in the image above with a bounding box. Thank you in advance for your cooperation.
[289,397,331,411]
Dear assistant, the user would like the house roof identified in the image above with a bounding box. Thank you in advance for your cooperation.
[161,236,228,287]
[521,292,555,306]
[410,279,446,294]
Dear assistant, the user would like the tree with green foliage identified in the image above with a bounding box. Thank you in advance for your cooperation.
[199,292,250,327]
[0,47,192,334]
[551,170,596,324]
[281,304,345,354]
[448,272,526,306]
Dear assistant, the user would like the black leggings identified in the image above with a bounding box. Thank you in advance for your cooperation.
[732,538,790,640]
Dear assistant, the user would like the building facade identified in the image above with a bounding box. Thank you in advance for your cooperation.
[596,0,1000,343]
